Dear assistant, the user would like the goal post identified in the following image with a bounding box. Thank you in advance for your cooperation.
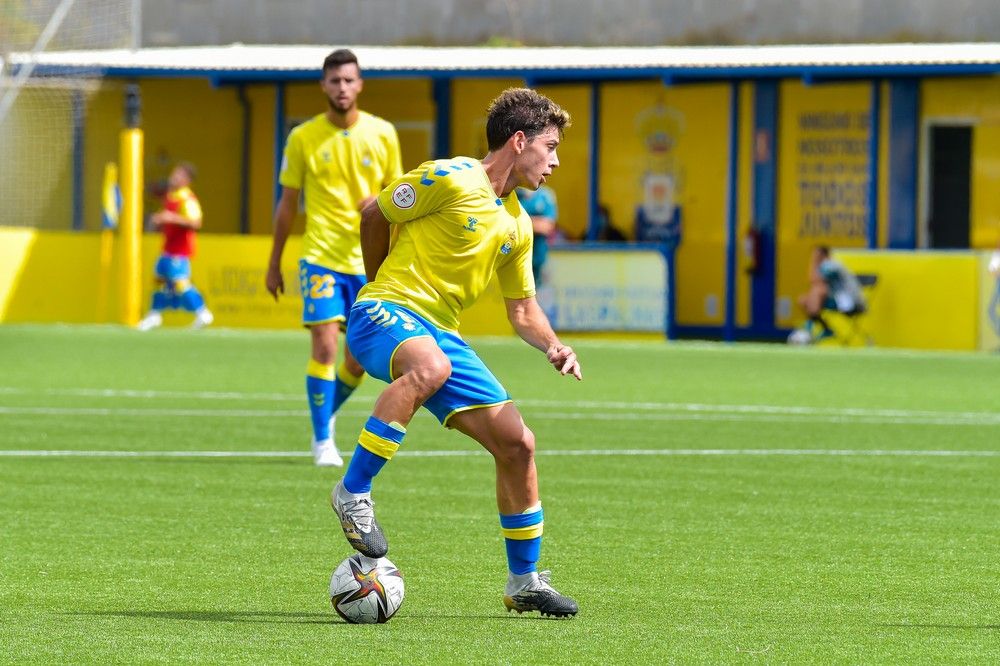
[1,0,141,324]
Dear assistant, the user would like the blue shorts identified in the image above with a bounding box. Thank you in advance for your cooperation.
[298,259,366,328]
[346,300,511,425]
[155,254,192,288]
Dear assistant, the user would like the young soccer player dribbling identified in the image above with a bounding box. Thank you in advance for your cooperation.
[333,88,581,617]
[266,49,403,467]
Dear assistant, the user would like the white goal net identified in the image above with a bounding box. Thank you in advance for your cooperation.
[0,0,135,229]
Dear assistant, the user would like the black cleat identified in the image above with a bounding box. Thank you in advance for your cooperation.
[331,481,388,558]
[503,570,579,618]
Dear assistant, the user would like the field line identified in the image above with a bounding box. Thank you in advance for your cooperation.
[0,448,998,459]
[2,386,998,423]
[0,404,999,426]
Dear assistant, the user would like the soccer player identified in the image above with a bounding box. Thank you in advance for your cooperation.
[265,49,403,467]
[137,162,214,331]
[333,88,581,618]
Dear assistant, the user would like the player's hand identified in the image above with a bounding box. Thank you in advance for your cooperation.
[265,265,284,301]
[546,343,582,381]
[150,212,164,227]
[357,195,377,212]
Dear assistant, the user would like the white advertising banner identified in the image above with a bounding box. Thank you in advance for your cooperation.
[542,247,668,332]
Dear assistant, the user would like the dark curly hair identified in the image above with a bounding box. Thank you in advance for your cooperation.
[323,48,359,74]
[485,88,571,151]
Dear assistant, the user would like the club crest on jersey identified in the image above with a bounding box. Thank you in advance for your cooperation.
[463,216,478,232]
[391,183,416,209]
[500,230,516,255]
[361,153,372,167]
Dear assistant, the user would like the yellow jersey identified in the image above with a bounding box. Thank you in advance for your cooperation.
[358,157,536,332]
[279,111,402,274]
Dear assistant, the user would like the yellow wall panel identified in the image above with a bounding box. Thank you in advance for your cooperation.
[139,79,244,234]
[776,80,871,327]
[599,81,729,326]
[837,250,979,350]
[534,84,592,240]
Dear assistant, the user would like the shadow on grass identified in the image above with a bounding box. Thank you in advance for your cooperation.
[67,610,338,625]
[66,609,563,624]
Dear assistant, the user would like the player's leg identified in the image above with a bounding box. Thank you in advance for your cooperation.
[332,300,450,557]
[137,256,170,331]
[327,274,368,432]
[803,282,832,339]
[307,320,340,459]
[449,403,578,618]
[422,331,576,618]
[300,261,347,466]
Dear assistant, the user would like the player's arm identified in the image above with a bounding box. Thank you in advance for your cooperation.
[155,210,202,229]
[530,214,555,236]
[505,296,582,380]
[359,199,392,281]
[365,159,461,281]
[266,186,300,300]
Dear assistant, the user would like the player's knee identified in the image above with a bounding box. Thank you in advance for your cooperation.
[496,426,535,466]
[410,356,451,396]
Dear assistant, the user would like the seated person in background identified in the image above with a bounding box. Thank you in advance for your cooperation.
[792,245,865,343]
[515,183,559,285]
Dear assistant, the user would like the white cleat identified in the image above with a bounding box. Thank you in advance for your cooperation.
[191,307,214,330]
[312,437,343,467]
[136,311,163,332]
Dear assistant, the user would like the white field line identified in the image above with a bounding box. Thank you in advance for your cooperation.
[1,387,999,426]
[0,404,998,427]
[0,448,998,459]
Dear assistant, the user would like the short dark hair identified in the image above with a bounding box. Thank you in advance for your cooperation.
[323,48,360,75]
[485,88,571,151]
[816,245,830,258]
[176,161,197,181]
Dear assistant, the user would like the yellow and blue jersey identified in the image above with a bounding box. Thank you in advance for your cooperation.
[359,157,536,332]
[280,111,402,275]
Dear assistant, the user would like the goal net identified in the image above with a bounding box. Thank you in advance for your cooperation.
[0,0,134,229]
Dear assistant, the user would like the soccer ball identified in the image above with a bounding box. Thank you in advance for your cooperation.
[329,554,405,624]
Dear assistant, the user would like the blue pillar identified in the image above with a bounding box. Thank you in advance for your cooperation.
[723,81,740,342]
[587,80,601,241]
[887,79,919,249]
[273,81,286,208]
[432,78,451,159]
[867,80,881,249]
[751,80,778,336]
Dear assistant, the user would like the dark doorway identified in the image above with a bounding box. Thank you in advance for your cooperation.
[928,125,972,249]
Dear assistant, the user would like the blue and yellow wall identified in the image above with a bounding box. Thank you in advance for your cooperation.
[5,68,1000,350]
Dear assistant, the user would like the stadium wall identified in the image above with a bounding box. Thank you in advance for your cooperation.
[14,72,1000,345]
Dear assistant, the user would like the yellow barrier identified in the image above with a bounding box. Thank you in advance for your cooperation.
[837,250,980,351]
[2,229,994,350]
[0,229,515,334]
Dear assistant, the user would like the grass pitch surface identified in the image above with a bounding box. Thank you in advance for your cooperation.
[2,325,998,664]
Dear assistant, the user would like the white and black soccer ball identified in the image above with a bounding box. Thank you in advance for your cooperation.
[329,554,404,624]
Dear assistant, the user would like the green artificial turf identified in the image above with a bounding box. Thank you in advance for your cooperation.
[1,324,998,664]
